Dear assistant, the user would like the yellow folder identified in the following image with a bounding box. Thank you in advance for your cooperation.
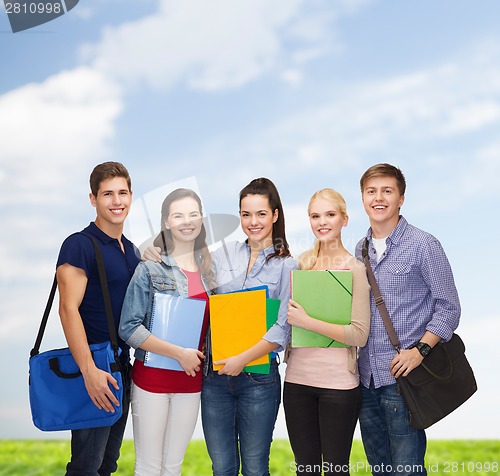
[209,289,268,370]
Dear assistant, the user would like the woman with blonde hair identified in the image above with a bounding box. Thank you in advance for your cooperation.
[284,188,370,475]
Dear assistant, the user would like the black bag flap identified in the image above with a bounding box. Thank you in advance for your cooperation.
[406,334,465,385]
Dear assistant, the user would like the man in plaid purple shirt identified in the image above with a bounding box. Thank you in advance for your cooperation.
[355,164,460,476]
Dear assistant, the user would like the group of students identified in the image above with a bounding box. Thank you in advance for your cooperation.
[55,161,460,476]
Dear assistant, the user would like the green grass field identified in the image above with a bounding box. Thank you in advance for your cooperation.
[0,440,498,475]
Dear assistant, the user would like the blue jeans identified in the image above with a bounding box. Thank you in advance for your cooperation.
[359,382,427,476]
[201,360,281,476]
[65,364,131,476]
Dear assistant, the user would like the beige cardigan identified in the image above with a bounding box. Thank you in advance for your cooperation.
[341,256,371,373]
[288,255,371,374]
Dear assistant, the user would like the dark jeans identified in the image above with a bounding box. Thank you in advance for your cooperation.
[65,364,132,476]
[201,360,281,476]
[359,383,427,476]
[283,382,361,475]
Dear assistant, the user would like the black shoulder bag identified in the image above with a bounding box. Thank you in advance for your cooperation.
[362,239,477,429]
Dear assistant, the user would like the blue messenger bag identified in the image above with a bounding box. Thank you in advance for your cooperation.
[29,236,123,431]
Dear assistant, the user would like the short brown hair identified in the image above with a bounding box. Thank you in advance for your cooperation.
[89,162,131,196]
[360,163,406,195]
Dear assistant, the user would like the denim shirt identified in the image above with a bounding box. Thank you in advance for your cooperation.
[119,254,211,363]
[212,241,298,352]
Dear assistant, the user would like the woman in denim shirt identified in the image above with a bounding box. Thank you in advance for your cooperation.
[119,188,215,476]
[201,178,298,476]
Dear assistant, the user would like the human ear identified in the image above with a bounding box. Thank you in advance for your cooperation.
[273,209,279,223]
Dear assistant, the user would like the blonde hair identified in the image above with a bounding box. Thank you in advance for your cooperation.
[298,188,348,270]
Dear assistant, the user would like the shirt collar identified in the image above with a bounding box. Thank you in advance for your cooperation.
[244,241,275,258]
[86,221,116,245]
[160,253,180,268]
[366,215,408,245]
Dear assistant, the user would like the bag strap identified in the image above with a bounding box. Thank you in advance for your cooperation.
[30,274,58,357]
[362,238,401,352]
[89,235,120,360]
[30,234,118,359]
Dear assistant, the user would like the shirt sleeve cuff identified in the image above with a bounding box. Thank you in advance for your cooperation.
[263,325,290,353]
[126,326,151,349]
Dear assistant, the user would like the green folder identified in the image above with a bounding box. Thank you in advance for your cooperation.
[291,270,352,348]
[244,298,280,374]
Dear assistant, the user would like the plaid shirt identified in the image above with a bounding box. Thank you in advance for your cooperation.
[355,216,461,388]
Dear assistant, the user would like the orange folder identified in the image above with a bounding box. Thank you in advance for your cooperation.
[209,289,268,370]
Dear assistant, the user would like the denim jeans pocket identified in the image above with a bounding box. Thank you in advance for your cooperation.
[244,371,277,385]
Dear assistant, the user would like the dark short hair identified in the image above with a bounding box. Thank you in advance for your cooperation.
[89,162,131,196]
[239,177,291,259]
[359,163,406,195]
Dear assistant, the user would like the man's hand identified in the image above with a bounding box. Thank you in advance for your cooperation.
[82,365,120,412]
[390,348,423,378]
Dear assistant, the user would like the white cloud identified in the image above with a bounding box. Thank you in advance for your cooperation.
[281,69,303,88]
[82,0,370,92]
[83,0,298,90]
[438,101,500,134]
[0,67,123,205]
[237,40,500,198]
[0,67,124,285]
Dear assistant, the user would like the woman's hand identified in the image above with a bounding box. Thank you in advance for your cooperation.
[214,355,247,376]
[177,348,205,377]
[287,299,311,329]
[142,246,162,262]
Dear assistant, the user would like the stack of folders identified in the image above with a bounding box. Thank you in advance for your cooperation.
[144,293,206,371]
[291,270,352,348]
[209,287,280,374]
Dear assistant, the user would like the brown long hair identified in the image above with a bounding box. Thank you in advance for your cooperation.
[239,178,291,260]
[153,188,215,289]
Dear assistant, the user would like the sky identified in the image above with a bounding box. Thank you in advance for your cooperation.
[1,0,499,441]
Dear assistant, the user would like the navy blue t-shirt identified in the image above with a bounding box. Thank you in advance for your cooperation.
[56,222,140,363]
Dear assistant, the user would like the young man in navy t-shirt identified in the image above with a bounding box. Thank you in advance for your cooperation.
[56,162,140,475]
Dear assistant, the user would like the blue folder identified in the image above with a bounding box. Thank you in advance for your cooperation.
[144,293,206,371]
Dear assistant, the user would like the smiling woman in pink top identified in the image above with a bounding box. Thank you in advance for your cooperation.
[284,188,370,476]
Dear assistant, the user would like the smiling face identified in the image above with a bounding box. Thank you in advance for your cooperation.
[90,176,132,235]
[362,175,404,237]
[239,194,278,248]
[309,196,348,243]
[165,197,203,246]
